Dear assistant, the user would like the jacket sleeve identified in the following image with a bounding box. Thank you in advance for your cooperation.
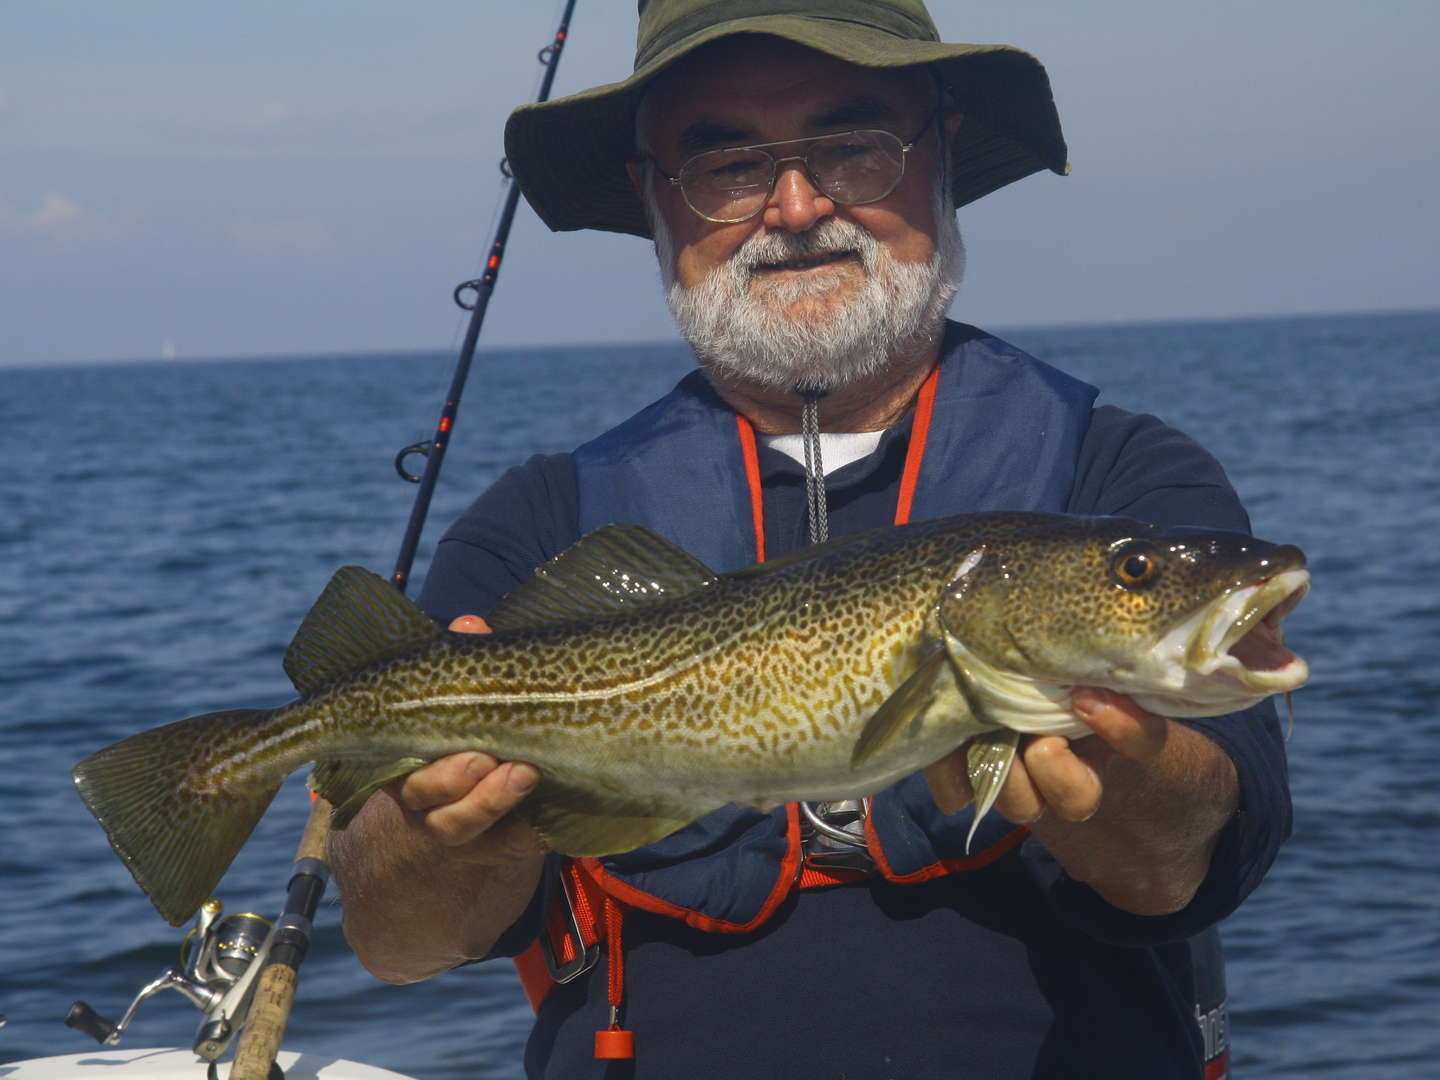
[416,453,581,625]
[1035,405,1294,944]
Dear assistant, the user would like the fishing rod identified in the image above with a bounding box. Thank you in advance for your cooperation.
[391,0,580,594]
[228,7,582,1078]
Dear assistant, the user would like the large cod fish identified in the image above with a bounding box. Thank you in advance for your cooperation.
[74,512,1309,926]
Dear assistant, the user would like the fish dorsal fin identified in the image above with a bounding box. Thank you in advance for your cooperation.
[283,566,444,696]
[486,523,717,632]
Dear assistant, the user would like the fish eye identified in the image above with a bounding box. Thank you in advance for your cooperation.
[1109,540,1161,590]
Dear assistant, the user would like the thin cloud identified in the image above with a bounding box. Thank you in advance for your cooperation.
[0,192,86,236]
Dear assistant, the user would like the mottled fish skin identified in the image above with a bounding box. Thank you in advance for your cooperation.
[72,512,1311,925]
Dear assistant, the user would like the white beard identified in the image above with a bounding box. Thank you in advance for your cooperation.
[651,190,964,393]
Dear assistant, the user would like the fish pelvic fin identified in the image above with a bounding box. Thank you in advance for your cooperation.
[310,757,428,828]
[964,729,1022,853]
[284,566,444,696]
[73,709,285,927]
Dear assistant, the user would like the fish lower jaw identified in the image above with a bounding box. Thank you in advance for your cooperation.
[1126,661,1304,718]
[1174,648,1310,702]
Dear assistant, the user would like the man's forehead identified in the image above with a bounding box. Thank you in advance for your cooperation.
[638,37,931,150]
[673,95,906,154]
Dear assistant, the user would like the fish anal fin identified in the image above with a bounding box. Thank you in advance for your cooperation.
[516,775,710,857]
[486,524,716,632]
[284,567,443,697]
[851,645,947,768]
[309,757,428,828]
[964,729,1022,853]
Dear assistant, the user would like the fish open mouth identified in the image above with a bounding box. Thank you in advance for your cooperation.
[1190,568,1311,691]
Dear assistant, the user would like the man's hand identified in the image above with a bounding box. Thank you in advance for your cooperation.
[383,750,545,863]
[924,688,1238,915]
[327,613,546,983]
[377,613,546,863]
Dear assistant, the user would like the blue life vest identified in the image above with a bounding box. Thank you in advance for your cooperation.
[568,321,1098,929]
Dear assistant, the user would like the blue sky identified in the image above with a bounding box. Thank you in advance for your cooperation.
[2,0,1436,366]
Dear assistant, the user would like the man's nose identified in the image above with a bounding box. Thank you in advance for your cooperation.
[761,158,836,233]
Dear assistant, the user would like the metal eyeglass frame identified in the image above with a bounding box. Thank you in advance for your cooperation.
[649,105,940,224]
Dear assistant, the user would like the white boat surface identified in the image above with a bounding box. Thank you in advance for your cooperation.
[0,1048,417,1079]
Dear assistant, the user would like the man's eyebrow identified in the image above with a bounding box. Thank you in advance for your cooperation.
[812,96,902,131]
[677,120,757,155]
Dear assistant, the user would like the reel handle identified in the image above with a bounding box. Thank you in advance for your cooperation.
[64,1001,119,1045]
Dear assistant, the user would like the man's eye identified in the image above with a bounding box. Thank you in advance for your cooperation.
[816,141,880,167]
[702,159,766,185]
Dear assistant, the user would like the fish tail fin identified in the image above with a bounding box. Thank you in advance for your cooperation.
[73,709,285,926]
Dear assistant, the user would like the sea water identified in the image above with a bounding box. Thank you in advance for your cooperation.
[2,310,1436,1077]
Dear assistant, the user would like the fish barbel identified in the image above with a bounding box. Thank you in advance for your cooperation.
[73,512,1310,926]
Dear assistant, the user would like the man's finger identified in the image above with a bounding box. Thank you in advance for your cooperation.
[924,747,973,815]
[1072,688,1168,762]
[421,759,540,848]
[392,752,498,812]
[992,738,1048,825]
[450,614,493,635]
[1018,735,1102,823]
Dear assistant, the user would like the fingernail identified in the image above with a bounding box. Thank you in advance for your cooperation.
[507,763,539,794]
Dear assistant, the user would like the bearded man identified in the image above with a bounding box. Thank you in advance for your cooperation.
[329,4,1289,1078]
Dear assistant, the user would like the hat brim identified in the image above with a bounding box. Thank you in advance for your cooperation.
[504,15,1068,238]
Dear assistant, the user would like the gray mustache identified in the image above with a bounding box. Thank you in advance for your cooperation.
[734,221,876,274]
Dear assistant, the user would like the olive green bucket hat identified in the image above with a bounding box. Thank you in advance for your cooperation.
[503,0,1068,239]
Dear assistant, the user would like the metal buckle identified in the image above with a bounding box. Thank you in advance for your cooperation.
[799,799,876,874]
[541,865,601,983]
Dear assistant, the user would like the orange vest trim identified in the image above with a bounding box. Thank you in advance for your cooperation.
[893,361,940,527]
[577,802,803,935]
[735,412,766,565]
[864,814,1031,884]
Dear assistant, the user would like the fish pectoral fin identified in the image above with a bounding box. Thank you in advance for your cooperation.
[485,523,717,632]
[964,729,1022,853]
[284,567,444,696]
[309,757,429,828]
[516,776,708,857]
[850,644,948,768]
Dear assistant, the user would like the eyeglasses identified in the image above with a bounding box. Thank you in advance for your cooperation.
[651,110,936,224]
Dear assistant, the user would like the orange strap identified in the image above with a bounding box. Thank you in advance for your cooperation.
[735,412,766,564]
[894,362,940,527]
[593,897,635,1059]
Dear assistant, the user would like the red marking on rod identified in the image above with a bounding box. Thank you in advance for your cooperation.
[439,417,452,433]
[488,255,501,269]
